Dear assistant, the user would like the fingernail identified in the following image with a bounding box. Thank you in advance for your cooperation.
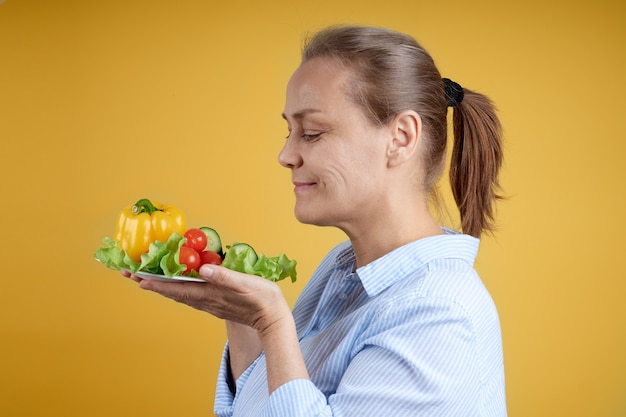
[199,264,214,278]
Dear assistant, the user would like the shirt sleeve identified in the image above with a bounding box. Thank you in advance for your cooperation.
[214,342,264,417]
[330,298,484,416]
[261,379,330,417]
[257,297,492,417]
[213,343,235,417]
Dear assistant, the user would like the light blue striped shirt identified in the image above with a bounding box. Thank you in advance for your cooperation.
[214,230,507,416]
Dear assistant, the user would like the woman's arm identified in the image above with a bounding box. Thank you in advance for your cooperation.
[226,320,262,383]
[135,264,309,393]
[253,291,309,393]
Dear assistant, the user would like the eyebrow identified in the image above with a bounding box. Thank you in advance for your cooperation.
[281,108,322,121]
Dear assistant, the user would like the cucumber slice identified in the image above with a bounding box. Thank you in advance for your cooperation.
[199,227,222,256]
[226,243,258,265]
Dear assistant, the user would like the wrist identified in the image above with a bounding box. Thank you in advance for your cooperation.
[253,286,292,336]
[256,307,292,343]
[255,300,308,393]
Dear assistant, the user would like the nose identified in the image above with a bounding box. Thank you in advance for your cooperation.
[278,137,302,169]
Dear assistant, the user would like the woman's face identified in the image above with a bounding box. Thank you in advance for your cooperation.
[279,57,391,230]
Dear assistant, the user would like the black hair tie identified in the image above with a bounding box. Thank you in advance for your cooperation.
[443,78,464,107]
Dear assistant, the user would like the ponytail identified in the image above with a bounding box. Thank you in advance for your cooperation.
[300,26,504,238]
[449,89,504,238]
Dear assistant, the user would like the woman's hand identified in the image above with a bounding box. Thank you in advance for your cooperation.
[127,265,290,334]
[123,265,309,392]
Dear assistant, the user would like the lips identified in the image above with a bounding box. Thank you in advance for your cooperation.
[293,181,316,193]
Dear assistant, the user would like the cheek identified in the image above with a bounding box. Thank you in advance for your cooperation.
[312,132,388,191]
[317,164,362,196]
[321,166,381,206]
[339,151,386,187]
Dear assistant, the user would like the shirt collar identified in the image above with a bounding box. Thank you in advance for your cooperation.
[346,228,480,297]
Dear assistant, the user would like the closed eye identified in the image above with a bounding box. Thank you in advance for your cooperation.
[302,132,322,142]
[285,128,324,142]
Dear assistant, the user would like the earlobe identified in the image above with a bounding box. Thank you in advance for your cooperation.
[387,110,421,167]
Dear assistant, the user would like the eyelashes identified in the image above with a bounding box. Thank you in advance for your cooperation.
[285,131,323,142]
[302,133,322,142]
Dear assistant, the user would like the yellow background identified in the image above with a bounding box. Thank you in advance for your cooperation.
[1,0,625,416]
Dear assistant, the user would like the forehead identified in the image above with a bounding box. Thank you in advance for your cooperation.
[284,57,353,117]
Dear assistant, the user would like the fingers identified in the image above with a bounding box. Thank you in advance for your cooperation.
[198,263,241,284]
[130,265,284,327]
[198,264,271,293]
[138,278,238,320]
[138,279,200,302]
[121,269,142,283]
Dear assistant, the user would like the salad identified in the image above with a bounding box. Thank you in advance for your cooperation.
[94,199,297,283]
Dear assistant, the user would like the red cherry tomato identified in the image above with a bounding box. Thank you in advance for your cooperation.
[179,246,201,274]
[200,250,222,265]
[183,228,207,253]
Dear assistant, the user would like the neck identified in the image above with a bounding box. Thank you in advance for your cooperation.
[341,198,443,268]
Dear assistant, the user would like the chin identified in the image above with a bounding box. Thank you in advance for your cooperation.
[294,205,332,226]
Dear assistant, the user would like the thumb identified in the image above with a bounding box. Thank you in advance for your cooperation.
[198,263,221,281]
[198,264,268,289]
[198,264,245,285]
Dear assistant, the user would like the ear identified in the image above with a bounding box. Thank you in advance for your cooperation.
[386,110,421,167]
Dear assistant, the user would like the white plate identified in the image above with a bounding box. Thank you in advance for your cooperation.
[131,270,205,283]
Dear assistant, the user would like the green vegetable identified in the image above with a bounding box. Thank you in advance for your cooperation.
[95,233,297,282]
[94,237,140,272]
[138,232,187,277]
[222,243,297,283]
[94,233,187,277]
[199,226,223,256]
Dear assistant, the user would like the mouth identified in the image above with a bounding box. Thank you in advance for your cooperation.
[293,181,316,193]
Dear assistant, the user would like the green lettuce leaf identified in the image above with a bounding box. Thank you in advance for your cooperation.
[94,233,187,277]
[95,234,297,282]
[221,243,258,275]
[94,237,140,272]
[159,233,187,277]
[222,244,297,283]
[138,232,187,277]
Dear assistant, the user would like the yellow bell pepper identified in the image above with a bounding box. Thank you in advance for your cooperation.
[114,198,186,262]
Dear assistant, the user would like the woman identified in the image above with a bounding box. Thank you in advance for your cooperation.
[132,25,507,416]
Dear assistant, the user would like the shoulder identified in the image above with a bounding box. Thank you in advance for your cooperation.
[362,233,501,344]
[378,255,498,329]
